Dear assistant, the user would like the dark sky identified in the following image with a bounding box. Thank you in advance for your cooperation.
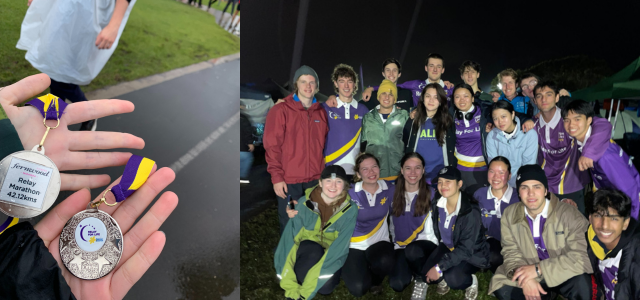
[241,0,640,96]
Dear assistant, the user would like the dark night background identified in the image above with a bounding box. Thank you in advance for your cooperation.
[241,0,640,97]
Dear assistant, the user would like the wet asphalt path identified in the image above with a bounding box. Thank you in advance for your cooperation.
[46,59,240,299]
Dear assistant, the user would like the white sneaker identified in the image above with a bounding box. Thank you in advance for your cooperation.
[465,274,478,300]
[436,279,450,295]
[410,280,428,300]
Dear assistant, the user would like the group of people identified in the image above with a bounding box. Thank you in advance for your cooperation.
[264,54,640,300]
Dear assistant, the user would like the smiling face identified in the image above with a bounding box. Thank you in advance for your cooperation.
[590,207,631,250]
[492,108,516,132]
[534,86,559,113]
[500,75,518,99]
[383,63,401,84]
[518,180,547,215]
[378,91,396,110]
[401,157,424,186]
[437,178,462,199]
[423,87,440,113]
[319,178,345,199]
[453,88,473,111]
[520,76,538,99]
[296,75,318,100]
[358,157,380,185]
[333,76,355,99]
[461,67,480,87]
[425,58,445,82]
[563,111,592,142]
[488,161,510,190]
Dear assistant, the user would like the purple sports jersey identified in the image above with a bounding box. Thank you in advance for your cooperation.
[438,207,457,250]
[455,107,486,172]
[390,187,436,249]
[474,186,519,241]
[589,140,640,219]
[348,181,395,250]
[599,250,622,300]
[526,216,549,260]
[323,101,369,175]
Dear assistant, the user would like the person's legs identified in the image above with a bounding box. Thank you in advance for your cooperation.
[342,248,371,297]
[50,79,95,131]
[388,249,412,292]
[549,274,594,300]
[494,285,523,300]
[365,241,395,286]
[239,151,253,179]
[441,261,479,290]
[487,238,503,274]
[317,268,341,295]
[277,180,315,235]
[404,240,439,282]
[293,241,325,284]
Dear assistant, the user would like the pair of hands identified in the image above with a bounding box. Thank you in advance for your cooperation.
[27,0,119,49]
[512,265,547,300]
[1,73,178,300]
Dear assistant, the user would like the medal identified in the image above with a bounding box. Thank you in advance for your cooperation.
[60,155,155,280]
[0,94,66,218]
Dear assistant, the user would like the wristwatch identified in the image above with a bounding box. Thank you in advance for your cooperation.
[535,263,541,277]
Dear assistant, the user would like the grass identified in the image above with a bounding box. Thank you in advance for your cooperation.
[0,0,239,93]
[241,206,497,300]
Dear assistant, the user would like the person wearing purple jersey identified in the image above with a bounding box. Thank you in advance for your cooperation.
[533,82,612,215]
[387,153,438,299]
[323,64,370,182]
[486,100,539,187]
[403,83,456,185]
[562,100,640,219]
[473,157,520,274]
[362,53,454,107]
[449,83,492,193]
[587,189,640,300]
[489,165,594,300]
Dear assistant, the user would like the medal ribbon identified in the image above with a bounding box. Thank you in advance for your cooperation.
[110,155,155,202]
[26,94,68,120]
[0,217,19,235]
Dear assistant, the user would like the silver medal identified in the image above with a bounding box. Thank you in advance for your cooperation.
[59,207,123,280]
[0,145,61,218]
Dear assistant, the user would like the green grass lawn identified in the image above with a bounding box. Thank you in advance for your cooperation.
[241,206,498,300]
[0,0,239,94]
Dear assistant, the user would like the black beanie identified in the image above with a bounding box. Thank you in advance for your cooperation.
[516,164,548,191]
[321,165,349,183]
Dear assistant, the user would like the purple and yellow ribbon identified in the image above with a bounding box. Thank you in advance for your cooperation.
[26,94,68,120]
[0,216,19,235]
[110,155,155,202]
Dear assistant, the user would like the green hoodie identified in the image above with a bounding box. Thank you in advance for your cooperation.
[274,186,357,300]
[361,106,408,178]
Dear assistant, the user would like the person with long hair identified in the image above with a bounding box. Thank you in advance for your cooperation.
[274,165,357,300]
[387,153,438,299]
[449,83,492,193]
[403,83,456,185]
[472,156,520,274]
[486,100,538,187]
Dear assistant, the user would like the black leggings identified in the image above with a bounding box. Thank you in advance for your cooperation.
[49,79,87,103]
[494,273,594,300]
[487,237,503,274]
[293,240,339,295]
[341,241,395,297]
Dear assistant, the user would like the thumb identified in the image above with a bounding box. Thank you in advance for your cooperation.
[284,184,288,194]
[292,200,298,205]
[0,73,51,106]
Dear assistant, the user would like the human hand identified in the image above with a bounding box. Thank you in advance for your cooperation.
[410,109,417,119]
[426,266,440,283]
[325,95,338,108]
[578,156,594,171]
[248,144,255,152]
[522,279,546,300]
[444,81,454,89]
[28,0,33,6]
[96,24,119,49]
[513,264,539,287]
[485,123,493,132]
[274,181,288,199]
[275,99,285,105]
[286,200,298,218]
[34,166,178,300]
[522,120,535,133]
[362,87,373,101]
[0,74,145,191]
[559,89,570,97]
[561,198,578,208]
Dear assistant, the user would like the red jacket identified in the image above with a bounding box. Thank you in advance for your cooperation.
[264,94,328,184]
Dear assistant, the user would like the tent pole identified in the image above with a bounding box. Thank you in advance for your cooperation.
[612,99,621,137]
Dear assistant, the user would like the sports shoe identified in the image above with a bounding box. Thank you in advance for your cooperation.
[410,280,428,300]
[465,274,478,300]
[436,279,450,295]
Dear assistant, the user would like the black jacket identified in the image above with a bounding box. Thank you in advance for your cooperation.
[0,222,76,300]
[402,117,457,167]
[428,191,490,272]
[240,111,254,152]
[448,97,493,164]
[587,218,640,300]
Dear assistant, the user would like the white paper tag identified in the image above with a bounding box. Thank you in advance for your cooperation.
[0,157,53,210]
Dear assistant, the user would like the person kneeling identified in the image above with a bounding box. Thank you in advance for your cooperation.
[273,165,357,300]
[489,164,593,300]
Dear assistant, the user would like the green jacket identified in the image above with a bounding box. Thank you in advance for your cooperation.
[361,106,408,178]
[274,186,357,300]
